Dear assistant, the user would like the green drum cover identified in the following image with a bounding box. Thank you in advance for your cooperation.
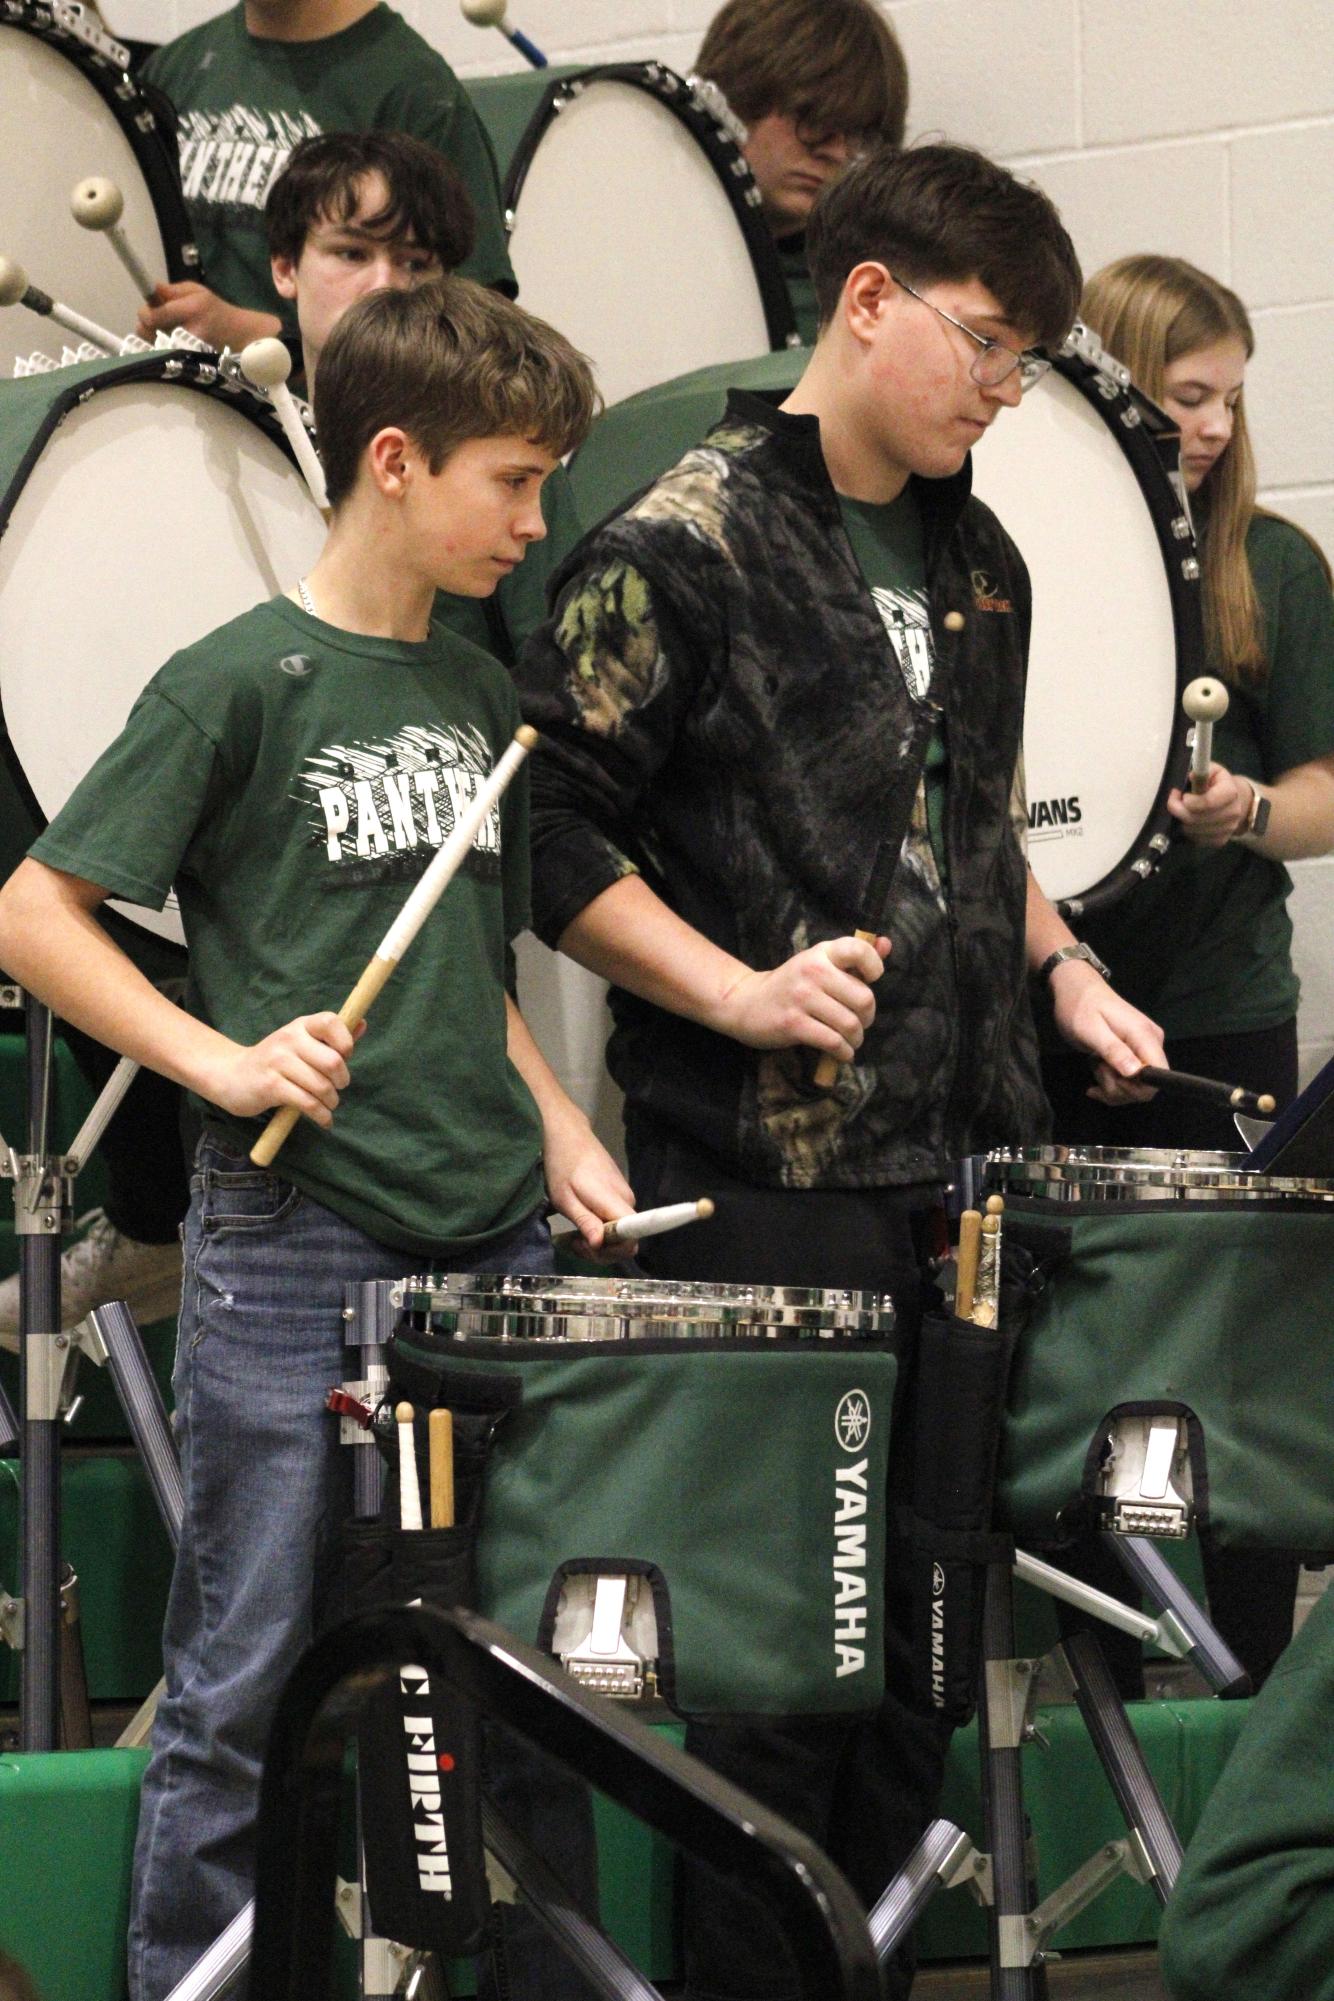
[398,1337,897,1717]
[999,1205,1334,1553]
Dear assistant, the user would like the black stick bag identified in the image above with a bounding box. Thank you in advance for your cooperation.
[328,1372,520,1958]
[901,1232,1056,1724]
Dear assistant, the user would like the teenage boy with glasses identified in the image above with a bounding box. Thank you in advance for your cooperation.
[515,142,1166,2001]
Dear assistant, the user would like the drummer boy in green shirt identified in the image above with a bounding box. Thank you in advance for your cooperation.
[0,275,631,2001]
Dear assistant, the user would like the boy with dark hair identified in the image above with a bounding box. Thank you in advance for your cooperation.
[516,142,1164,1999]
[694,0,910,340]
[136,0,514,351]
[0,275,630,2001]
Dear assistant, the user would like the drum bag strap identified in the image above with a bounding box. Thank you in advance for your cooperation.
[325,1518,490,1957]
[905,1308,1015,1725]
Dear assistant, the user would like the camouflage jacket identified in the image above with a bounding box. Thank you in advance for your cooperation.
[517,392,1050,1188]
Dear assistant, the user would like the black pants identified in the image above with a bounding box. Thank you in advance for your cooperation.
[1042,1017,1301,1691]
[629,1116,948,2001]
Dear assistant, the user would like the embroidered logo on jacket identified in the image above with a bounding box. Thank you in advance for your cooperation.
[970,570,1014,613]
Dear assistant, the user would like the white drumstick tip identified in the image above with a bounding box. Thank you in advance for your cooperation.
[0,256,28,307]
[396,1400,423,1532]
[1182,676,1229,724]
[461,0,508,22]
[70,176,123,231]
[238,336,293,391]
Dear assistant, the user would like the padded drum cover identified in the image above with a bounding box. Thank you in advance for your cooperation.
[0,25,177,373]
[508,77,777,408]
[970,372,1180,908]
[0,364,325,947]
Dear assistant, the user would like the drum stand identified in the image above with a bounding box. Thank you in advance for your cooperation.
[0,986,142,1751]
[865,1537,1247,1997]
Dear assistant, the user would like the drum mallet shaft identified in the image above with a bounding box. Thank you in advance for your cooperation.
[238,337,330,517]
[250,726,537,1167]
[0,254,120,353]
[1182,676,1229,796]
[428,1408,454,1530]
[396,1402,424,1532]
[550,1196,715,1245]
[69,178,158,300]
[460,0,548,67]
[954,1209,982,1321]
[1135,1066,1275,1118]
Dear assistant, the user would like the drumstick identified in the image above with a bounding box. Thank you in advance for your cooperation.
[396,1401,423,1532]
[250,725,537,1166]
[1182,676,1229,795]
[1135,1066,1275,1118]
[428,1408,454,1529]
[812,928,879,1090]
[69,178,157,300]
[972,1208,1002,1328]
[238,337,330,516]
[954,1209,982,1321]
[0,254,120,353]
[459,0,548,66]
[551,1196,715,1246]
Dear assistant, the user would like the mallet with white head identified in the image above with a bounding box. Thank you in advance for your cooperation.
[0,253,120,353]
[238,336,330,517]
[459,0,548,67]
[70,177,158,300]
[1182,676,1230,795]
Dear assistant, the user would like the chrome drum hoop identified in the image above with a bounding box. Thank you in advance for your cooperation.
[392,1271,897,1342]
[987,1144,1334,1205]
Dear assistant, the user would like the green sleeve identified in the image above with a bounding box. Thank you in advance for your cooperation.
[392,79,516,297]
[1159,1587,1334,2001]
[28,687,222,911]
[1251,518,1334,778]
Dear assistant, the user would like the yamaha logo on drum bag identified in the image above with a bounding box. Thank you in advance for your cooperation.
[834,1389,873,1679]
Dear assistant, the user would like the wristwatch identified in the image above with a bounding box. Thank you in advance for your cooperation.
[1038,942,1111,986]
[1241,781,1272,839]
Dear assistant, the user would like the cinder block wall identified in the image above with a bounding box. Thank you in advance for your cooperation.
[110,0,1334,1078]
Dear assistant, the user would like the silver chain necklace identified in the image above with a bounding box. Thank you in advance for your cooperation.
[296,576,317,617]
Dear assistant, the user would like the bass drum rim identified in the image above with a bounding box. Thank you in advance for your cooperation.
[504,59,798,355]
[1030,328,1207,918]
[2,1,197,284]
[0,348,313,966]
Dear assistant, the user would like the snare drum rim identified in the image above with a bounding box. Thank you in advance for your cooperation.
[0,350,308,962]
[987,1143,1334,1201]
[503,60,798,355]
[4,0,197,284]
[393,1270,897,1336]
[1041,329,1206,921]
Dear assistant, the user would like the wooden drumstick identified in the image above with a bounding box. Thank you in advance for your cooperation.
[0,253,120,352]
[250,725,538,1167]
[70,178,157,299]
[459,0,548,66]
[396,1401,423,1532]
[812,928,878,1090]
[972,1209,1002,1328]
[428,1408,455,1529]
[1182,676,1229,795]
[954,1209,982,1321]
[1135,1066,1275,1118]
[238,337,330,516]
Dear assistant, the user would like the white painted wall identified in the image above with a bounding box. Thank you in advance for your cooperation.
[103,0,1334,1078]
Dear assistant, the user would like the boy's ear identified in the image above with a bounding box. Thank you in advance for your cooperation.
[366,426,413,497]
[271,253,298,303]
[843,261,895,343]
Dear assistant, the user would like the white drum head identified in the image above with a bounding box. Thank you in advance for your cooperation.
[0,374,325,945]
[0,27,172,373]
[970,371,1180,907]
[508,77,776,408]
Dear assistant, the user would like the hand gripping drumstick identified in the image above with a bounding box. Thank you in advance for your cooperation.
[551,1196,715,1246]
[238,337,330,516]
[1134,1066,1275,1118]
[1182,676,1229,795]
[459,0,548,67]
[428,1408,454,1529]
[250,725,538,1167]
[69,177,157,300]
[0,253,120,353]
[396,1401,424,1532]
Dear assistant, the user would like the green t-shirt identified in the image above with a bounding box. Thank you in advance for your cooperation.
[1076,514,1334,1036]
[142,3,515,323]
[30,598,543,1256]
[838,489,949,894]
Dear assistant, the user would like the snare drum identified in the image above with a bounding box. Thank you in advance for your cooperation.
[388,1273,897,1716]
[989,1147,1334,1557]
[0,350,325,950]
[0,1,196,374]
[503,62,797,407]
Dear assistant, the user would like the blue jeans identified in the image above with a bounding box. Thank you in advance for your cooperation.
[128,1136,562,2001]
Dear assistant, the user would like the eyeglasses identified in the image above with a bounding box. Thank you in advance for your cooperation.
[893,276,1051,392]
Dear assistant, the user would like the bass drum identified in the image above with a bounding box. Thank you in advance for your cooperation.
[0,349,326,952]
[0,1,196,374]
[568,326,1206,914]
[504,62,797,409]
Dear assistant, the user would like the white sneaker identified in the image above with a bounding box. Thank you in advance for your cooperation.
[0,1209,182,1345]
